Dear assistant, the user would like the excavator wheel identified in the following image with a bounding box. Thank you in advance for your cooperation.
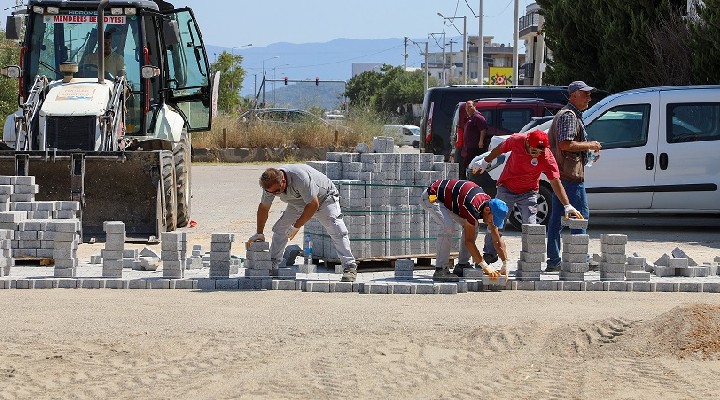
[174,129,191,228]
[161,150,178,231]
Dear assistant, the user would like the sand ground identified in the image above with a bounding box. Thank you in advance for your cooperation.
[2,162,720,399]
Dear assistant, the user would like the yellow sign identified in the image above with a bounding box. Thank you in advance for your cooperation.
[489,67,514,86]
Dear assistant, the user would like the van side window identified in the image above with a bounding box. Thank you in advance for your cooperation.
[586,104,650,149]
[476,109,495,129]
[667,103,720,143]
[499,109,534,133]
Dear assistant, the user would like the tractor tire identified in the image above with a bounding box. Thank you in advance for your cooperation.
[161,150,178,232]
[508,183,553,230]
[174,130,192,228]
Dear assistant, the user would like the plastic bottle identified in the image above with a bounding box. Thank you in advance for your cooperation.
[303,234,313,265]
[586,150,598,167]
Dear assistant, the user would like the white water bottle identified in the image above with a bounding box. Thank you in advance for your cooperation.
[586,150,598,167]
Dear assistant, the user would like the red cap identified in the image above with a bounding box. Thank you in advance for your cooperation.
[527,129,548,149]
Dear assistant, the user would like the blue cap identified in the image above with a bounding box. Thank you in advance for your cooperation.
[487,199,509,229]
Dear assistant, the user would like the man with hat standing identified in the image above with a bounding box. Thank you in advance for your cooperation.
[544,81,603,272]
[420,179,509,282]
[468,129,583,278]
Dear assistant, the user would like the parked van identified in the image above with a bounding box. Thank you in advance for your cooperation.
[420,85,571,159]
[478,85,720,228]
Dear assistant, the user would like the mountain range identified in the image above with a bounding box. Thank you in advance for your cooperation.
[206,37,453,110]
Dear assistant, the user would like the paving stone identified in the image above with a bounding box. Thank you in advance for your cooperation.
[603,253,627,264]
[654,266,676,277]
[534,281,559,291]
[515,270,541,280]
[389,283,412,294]
[628,282,654,292]
[521,224,546,234]
[606,281,629,292]
[332,282,353,293]
[561,281,586,291]
[105,279,128,289]
[625,271,651,281]
[415,283,434,294]
[196,278,215,290]
[586,281,605,291]
[517,261,542,272]
[466,281,482,292]
[81,279,104,289]
[520,251,545,263]
[702,283,720,293]
[521,242,545,253]
[678,282,702,293]
[171,280,197,290]
[561,218,588,230]
[600,272,626,281]
[559,271,586,281]
[212,279,237,290]
[600,263,626,273]
[56,279,78,289]
[679,266,709,278]
[655,282,677,292]
[272,279,297,290]
[514,281,535,291]
[562,252,587,263]
[33,279,55,289]
[601,244,626,254]
[563,243,589,254]
[601,234,628,245]
[148,279,171,289]
[305,281,330,293]
[128,279,147,289]
[434,283,458,294]
[561,234,589,245]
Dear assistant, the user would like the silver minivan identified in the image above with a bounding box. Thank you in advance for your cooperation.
[479,85,720,228]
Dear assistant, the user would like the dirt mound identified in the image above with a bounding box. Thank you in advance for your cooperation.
[629,304,720,360]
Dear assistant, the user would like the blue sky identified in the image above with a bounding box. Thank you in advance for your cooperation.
[1,0,533,49]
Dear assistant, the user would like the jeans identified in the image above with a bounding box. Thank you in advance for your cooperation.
[483,185,538,256]
[270,194,356,270]
[546,180,590,267]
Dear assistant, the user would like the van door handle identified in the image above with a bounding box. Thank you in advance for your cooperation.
[659,153,669,170]
[645,153,654,170]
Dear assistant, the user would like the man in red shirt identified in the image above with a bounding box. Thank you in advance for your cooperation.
[469,129,582,273]
[420,179,509,282]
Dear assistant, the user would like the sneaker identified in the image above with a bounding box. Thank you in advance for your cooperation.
[452,263,471,277]
[545,263,561,273]
[341,267,357,282]
[483,253,499,264]
[433,267,459,282]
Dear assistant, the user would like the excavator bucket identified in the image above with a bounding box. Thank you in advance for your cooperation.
[0,150,167,241]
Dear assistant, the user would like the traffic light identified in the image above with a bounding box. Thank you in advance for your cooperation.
[284,76,288,85]
[315,77,319,86]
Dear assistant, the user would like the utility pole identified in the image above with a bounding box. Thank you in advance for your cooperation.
[404,37,408,71]
[513,0,519,86]
[533,12,546,86]
[478,0,484,84]
[462,16,468,84]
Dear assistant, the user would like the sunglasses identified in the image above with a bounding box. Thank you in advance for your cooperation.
[264,180,285,194]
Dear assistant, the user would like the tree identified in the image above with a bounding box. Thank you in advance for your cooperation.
[210,51,245,115]
[345,64,430,116]
[690,0,720,84]
[536,0,687,93]
[0,34,21,119]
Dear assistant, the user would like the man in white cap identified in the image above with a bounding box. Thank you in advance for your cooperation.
[545,81,603,272]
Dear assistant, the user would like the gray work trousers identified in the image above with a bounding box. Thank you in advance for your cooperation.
[483,185,538,255]
[420,189,477,268]
[270,194,357,270]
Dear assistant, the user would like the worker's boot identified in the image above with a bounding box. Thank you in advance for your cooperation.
[452,263,471,277]
[433,266,459,282]
[341,266,358,282]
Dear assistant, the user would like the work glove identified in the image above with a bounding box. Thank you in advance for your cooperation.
[477,261,500,280]
[248,233,265,243]
[471,158,491,175]
[564,204,583,220]
[285,224,300,240]
[499,260,509,283]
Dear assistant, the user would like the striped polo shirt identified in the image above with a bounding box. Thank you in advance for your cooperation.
[429,179,490,225]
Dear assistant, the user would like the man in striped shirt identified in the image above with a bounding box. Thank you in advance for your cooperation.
[420,179,509,282]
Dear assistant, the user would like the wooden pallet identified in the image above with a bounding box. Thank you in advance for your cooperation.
[317,253,459,272]
[14,257,54,266]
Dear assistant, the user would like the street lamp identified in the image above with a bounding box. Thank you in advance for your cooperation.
[438,12,468,84]
[262,56,279,108]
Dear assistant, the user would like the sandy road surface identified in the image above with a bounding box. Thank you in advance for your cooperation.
[2,162,720,399]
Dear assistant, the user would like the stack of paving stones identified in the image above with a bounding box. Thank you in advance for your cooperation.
[558,218,590,281]
[0,229,13,277]
[516,224,545,281]
[185,244,204,269]
[305,140,459,262]
[208,233,235,278]
[394,258,414,280]
[625,255,651,282]
[161,232,187,279]
[599,234,628,281]
[102,221,126,278]
[244,240,273,278]
[50,220,80,278]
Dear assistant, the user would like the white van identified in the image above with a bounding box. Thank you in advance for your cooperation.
[382,124,421,147]
[479,85,720,228]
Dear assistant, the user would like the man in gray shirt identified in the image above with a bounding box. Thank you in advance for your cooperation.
[248,165,359,282]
